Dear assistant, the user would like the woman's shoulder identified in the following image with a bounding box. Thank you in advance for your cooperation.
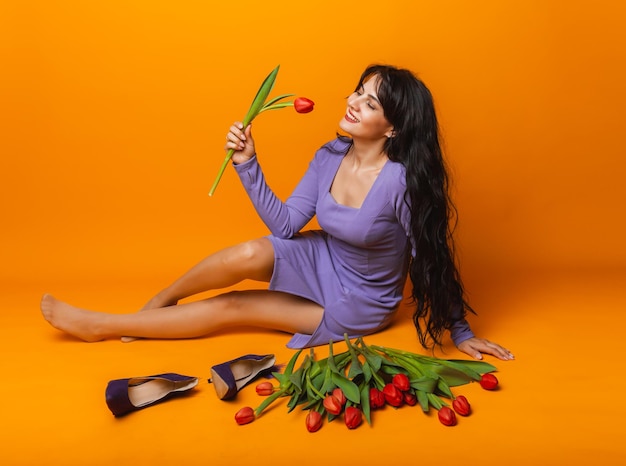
[381,159,407,201]
[316,136,352,158]
[385,159,407,186]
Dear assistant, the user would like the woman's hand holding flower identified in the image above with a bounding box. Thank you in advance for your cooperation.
[225,122,256,165]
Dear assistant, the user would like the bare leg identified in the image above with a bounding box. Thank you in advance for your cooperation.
[142,238,275,309]
[119,237,275,342]
[40,291,323,342]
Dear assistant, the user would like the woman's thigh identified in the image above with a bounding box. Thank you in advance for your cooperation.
[216,289,323,335]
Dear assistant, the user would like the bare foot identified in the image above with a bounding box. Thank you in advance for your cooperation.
[40,294,108,342]
[121,292,178,343]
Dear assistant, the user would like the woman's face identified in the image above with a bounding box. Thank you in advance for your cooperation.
[339,74,394,142]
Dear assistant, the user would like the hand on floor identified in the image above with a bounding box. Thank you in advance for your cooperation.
[457,337,515,361]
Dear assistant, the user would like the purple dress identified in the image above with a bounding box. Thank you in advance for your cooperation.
[235,138,474,348]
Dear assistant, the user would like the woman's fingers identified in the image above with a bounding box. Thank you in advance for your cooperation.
[224,122,255,163]
[458,337,515,361]
[225,122,246,150]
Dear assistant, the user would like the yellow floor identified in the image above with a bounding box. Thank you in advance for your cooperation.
[1,268,624,465]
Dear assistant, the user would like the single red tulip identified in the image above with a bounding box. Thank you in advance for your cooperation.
[305,410,323,433]
[369,387,386,409]
[392,373,411,392]
[403,391,418,406]
[344,406,362,429]
[234,406,255,425]
[382,383,403,407]
[332,388,347,407]
[438,406,457,426]
[452,395,471,416]
[255,381,275,396]
[480,373,499,390]
[323,394,343,416]
[294,97,314,113]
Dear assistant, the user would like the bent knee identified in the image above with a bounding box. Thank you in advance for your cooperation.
[238,238,273,262]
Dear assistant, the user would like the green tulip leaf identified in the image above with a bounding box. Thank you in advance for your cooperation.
[410,376,438,393]
[286,391,302,413]
[416,390,430,412]
[345,335,364,380]
[436,379,454,399]
[319,366,334,394]
[426,393,447,410]
[434,360,482,381]
[289,354,310,393]
[283,349,302,377]
[358,347,383,372]
[429,366,475,387]
[272,372,290,389]
[362,360,373,383]
[308,359,322,380]
[331,372,360,404]
[360,382,372,425]
[241,65,280,126]
[446,359,497,374]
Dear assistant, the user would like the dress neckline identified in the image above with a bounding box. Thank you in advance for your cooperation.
[328,156,390,210]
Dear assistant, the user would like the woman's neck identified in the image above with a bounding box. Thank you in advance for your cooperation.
[348,139,389,169]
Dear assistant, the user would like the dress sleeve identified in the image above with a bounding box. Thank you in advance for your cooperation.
[390,169,415,257]
[233,154,319,238]
[448,316,475,346]
[389,163,475,347]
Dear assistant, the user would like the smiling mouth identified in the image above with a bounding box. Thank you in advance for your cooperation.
[344,109,359,123]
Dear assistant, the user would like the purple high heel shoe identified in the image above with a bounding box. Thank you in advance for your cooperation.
[105,373,198,417]
[209,354,276,400]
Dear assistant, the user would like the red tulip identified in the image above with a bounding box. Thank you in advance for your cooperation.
[255,381,275,396]
[403,391,418,406]
[294,97,314,113]
[382,383,403,407]
[332,388,347,407]
[305,410,323,433]
[392,373,411,392]
[323,394,343,416]
[369,387,386,409]
[480,373,499,390]
[234,406,255,425]
[452,395,471,416]
[438,406,457,426]
[344,406,362,429]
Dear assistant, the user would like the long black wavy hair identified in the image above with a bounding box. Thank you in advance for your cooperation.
[355,64,474,348]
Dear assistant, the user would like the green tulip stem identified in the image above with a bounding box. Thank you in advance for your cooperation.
[208,149,235,197]
[254,388,288,417]
[257,101,294,114]
[305,370,326,400]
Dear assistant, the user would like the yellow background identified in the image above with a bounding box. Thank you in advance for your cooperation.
[1,1,625,464]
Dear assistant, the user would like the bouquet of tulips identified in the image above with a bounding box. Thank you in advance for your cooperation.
[234,336,499,431]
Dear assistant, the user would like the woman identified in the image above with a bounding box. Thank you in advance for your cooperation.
[41,64,513,361]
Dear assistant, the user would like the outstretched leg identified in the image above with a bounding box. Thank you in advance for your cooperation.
[142,238,275,309]
[41,290,323,342]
